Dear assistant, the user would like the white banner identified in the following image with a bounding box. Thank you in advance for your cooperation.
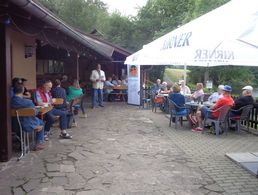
[127,65,140,105]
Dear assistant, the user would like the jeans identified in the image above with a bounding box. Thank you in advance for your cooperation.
[45,108,68,132]
[36,120,45,145]
[92,88,103,107]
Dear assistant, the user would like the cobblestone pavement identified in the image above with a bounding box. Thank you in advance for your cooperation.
[0,103,258,195]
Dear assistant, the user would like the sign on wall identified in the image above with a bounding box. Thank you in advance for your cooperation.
[127,65,140,105]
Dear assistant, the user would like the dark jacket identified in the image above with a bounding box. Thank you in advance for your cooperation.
[232,95,254,114]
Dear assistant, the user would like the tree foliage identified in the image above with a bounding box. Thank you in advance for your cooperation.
[38,0,258,88]
[189,66,255,93]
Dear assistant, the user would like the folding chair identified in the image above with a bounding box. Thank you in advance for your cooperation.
[229,104,253,133]
[203,105,231,136]
[11,108,37,161]
[168,99,189,129]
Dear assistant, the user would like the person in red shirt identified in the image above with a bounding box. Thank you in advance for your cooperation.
[193,85,234,132]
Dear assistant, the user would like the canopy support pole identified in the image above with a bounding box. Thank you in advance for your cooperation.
[184,64,187,84]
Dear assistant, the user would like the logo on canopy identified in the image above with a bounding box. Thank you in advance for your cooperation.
[162,32,192,50]
[194,49,234,63]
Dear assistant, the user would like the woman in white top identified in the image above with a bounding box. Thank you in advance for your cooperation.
[179,80,191,95]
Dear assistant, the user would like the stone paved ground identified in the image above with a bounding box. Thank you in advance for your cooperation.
[0,103,258,195]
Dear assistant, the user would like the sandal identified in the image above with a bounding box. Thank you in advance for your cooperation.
[60,132,72,139]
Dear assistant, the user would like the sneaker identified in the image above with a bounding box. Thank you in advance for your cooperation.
[99,104,104,107]
[60,132,72,139]
[191,127,203,132]
[196,127,203,131]
[191,128,198,132]
[44,133,49,141]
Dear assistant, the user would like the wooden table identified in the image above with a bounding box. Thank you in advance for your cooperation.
[112,85,128,102]
[37,106,53,120]
[113,85,128,90]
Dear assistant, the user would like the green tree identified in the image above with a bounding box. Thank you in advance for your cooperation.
[103,12,136,51]
[39,0,108,32]
[189,66,255,93]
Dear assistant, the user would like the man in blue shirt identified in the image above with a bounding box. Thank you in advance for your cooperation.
[151,79,162,94]
[11,84,45,150]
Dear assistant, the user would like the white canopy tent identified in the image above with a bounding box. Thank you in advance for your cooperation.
[125,0,258,67]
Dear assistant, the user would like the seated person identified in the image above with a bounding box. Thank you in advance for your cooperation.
[35,80,72,140]
[193,85,234,132]
[21,78,31,99]
[179,80,191,95]
[230,85,254,116]
[151,79,162,95]
[51,79,68,110]
[208,85,224,103]
[122,77,128,86]
[117,79,122,86]
[161,81,170,93]
[104,77,115,101]
[11,77,23,98]
[112,75,119,86]
[61,75,70,93]
[169,84,186,113]
[191,83,204,102]
[11,84,45,151]
[67,79,83,102]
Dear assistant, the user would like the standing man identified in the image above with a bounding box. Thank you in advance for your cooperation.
[90,63,106,108]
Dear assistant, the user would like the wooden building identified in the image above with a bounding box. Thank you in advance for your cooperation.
[0,0,131,161]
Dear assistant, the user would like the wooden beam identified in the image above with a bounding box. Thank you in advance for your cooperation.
[0,24,12,161]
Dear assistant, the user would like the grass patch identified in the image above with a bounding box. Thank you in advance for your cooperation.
[163,68,190,83]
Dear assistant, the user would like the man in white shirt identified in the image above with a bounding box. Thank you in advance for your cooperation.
[179,80,191,95]
[208,85,224,103]
[90,64,106,108]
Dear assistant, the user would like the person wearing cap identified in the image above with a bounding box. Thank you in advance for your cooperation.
[21,78,31,99]
[230,85,254,116]
[193,85,234,132]
[179,80,191,95]
[208,85,224,103]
